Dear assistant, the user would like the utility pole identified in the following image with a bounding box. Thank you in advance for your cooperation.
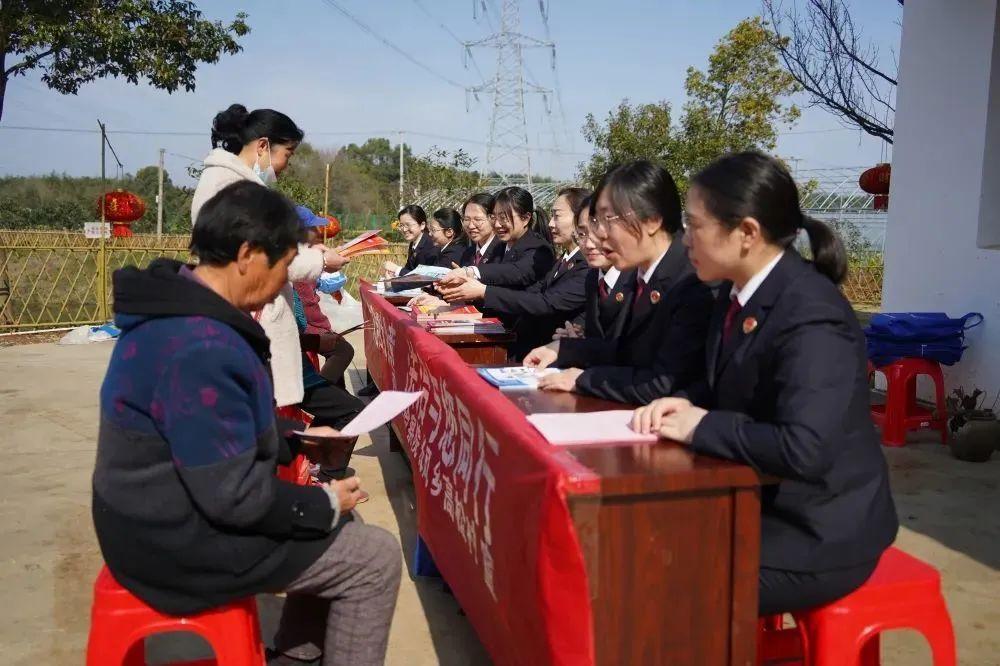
[465,0,553,184]
[398,131,405,209]
[156,148,165,239]
[97,120,108,322]
[323,163,331,216]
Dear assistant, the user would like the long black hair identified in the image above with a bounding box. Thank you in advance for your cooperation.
[592,160,682,236]
[432,207,467,244]
[691,151,847,284]
[211,104,304,154]
[493,186,551,245]
[397,204,428,230]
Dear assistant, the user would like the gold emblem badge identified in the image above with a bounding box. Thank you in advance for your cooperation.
[649,290,661,304]
[615,292,624,303]
[742,317,758,334]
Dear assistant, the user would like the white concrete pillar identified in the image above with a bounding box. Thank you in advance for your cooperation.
[883,0,1000,394]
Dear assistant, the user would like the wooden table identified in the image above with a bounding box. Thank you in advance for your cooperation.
[362,283,762,664]
[506,390,761,665]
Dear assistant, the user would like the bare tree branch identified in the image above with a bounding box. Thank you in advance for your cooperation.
[763,0,897,143]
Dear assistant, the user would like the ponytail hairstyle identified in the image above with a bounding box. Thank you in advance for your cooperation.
[592,160,682,236]
[461,192,496,217]
[691,151,847,284]
[432,207,467,243]
[493,185,552,245]
[397,204,428,230]
[211,104,304,154]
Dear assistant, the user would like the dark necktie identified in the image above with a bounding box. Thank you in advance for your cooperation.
[633,278,647,306]
[598,277,609,300]
[474,249,483,266]
[722,296,743,346]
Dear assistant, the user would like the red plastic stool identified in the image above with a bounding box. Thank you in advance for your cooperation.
[869,358,948,447]
[759,548,956,665]
[86,566,265,665]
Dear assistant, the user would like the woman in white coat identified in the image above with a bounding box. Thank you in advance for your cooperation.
[192,104,349,407]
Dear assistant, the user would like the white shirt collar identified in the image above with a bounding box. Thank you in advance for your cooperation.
[599,266,621,290]
[640,245,670,285]
[730,251,784,306]
[411,233,423,249]
[562,247,580,261]
[478,235,495,255]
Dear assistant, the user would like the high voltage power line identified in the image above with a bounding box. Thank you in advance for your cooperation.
[0,124,592,156]
[317,0,470,89]
[409,0,488,85]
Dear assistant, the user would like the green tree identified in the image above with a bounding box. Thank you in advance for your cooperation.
[580,17,800,190]
[340,138,412,187]
[580,100,679,187]
[0,1,250,120]
[404,146,482,202]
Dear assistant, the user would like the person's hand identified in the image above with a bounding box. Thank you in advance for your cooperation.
[438,279,486,303]
[327,476,364,514]
[381,260,401,278]
[630,398,706,444]
[537,368,583,392]
[435,268,470,287]
[322,247,349,272]
[553,320,583,339]
[523,342,559,368]
[408,294,446,308]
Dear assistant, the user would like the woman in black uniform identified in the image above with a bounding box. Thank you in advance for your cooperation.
[436,186,555,290]
[428,207,469,268]
[632,151,898,615]
[458,193,506,268]
[382,204,438,276]
[526,161,713,405]
[437,187,592,358]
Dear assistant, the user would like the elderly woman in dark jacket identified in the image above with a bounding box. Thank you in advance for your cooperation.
[92,181,400,666]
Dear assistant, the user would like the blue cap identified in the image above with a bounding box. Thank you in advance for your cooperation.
[295,205,328,229]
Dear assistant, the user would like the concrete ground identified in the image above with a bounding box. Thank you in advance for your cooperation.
[0,338,996,665]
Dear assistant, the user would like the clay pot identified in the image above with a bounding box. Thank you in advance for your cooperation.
[949,415,999,462]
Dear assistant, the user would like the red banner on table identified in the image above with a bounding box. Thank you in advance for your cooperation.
[362,285,595,665]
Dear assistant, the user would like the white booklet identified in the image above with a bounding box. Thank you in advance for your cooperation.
[526,410,659,446]
[477,366,561,390]
[409,264,451,279]
[295,391,424,438]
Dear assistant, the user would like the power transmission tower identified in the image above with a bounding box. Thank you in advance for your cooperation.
[465,0,553,185]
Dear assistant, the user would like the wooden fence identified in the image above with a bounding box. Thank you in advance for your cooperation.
[0,230,884,332]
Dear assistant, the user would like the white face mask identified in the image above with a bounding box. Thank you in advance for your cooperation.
[252,141,277,186]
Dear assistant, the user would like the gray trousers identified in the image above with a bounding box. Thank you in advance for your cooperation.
[274,514,402,665]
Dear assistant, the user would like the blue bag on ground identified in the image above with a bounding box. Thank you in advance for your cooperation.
[865,312,983,366]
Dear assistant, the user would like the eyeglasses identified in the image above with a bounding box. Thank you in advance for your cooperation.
[590,212,628,227]
[462,215,492,224]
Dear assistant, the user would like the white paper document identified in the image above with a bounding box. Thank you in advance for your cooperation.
[526,410,659,446]
[341,390,425,436]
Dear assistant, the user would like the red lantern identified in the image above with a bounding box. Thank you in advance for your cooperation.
[859,164,891,210]
[322,214,341,239]
[96,190,146,237]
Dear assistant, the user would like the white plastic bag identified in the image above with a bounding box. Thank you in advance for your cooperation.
[318,290,364,334]
[58,325,93,345]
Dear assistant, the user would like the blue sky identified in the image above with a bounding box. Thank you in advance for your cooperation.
[0,0,903,185]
